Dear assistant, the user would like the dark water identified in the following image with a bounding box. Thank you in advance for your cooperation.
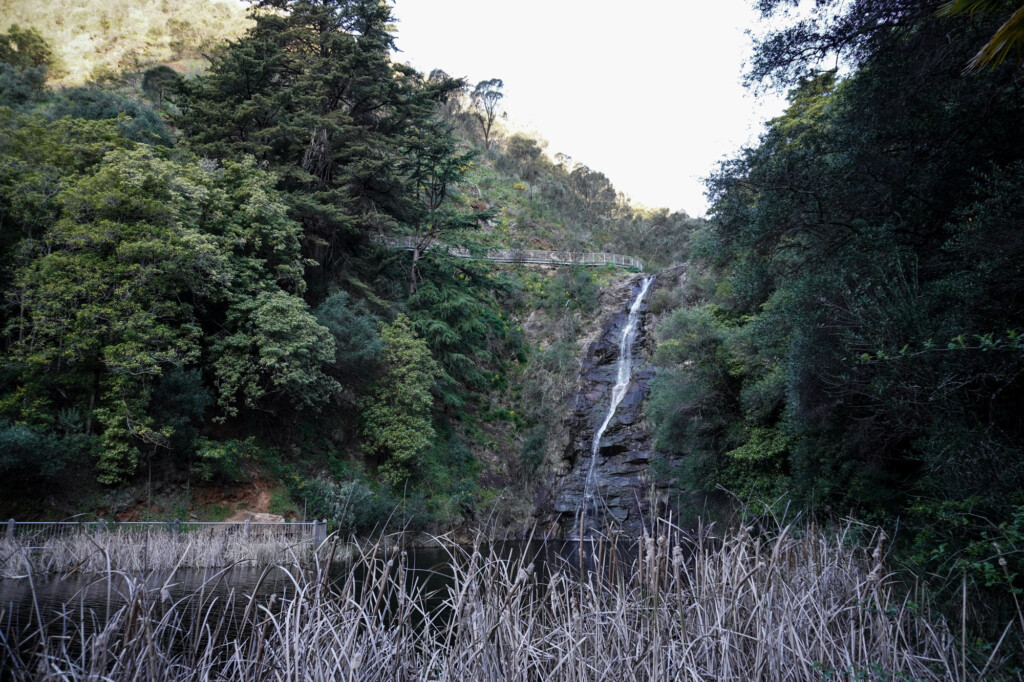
[0,564,302,656]
[0,538,635,646]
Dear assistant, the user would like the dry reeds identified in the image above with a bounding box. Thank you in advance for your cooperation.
[0,520,989,680]
[0,525,312,577]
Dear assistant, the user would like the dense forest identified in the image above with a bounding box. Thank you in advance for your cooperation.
[0,0,696,532]
[648,0,1024,636]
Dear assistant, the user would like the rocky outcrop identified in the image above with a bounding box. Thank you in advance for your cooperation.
[549,274,660,537]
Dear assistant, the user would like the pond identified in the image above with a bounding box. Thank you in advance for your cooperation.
[0,537,632,655]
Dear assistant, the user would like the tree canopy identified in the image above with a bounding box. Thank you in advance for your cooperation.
[650,0,1024,626]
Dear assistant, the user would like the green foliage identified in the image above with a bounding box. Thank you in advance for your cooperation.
[543,267,600,314]
[471,78,503,150]
[939,0,1024,72]
[416,428,481,523]
[175,0,468,294]
[0,24,50,70]
[647,0,1024,639]
[0,419,91,481]
[0,24,50,110]
[649,305,744,476]
[302,475,396,535]
[211,290,339,416]
[49,87,173,146]
[902,496,1024,636]
[149,367,211,456]
[658,0,1024,509]
[721,427,792,506]
[519,425,547,474]
[0,62,44,109]
[359,315,440,487]
[0,110,333,482]
[313,290,382,385]
[193,437,260,483]
[141,65,178,107]
[8,145,213,479]
[0,0,689,532]
[407,253,524,406]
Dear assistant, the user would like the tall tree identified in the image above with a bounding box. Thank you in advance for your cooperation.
[394,103,483,295]
[471,78,504,151]
[176,0,465,294]
[0,25,51,70]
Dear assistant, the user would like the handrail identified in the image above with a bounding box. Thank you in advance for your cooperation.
[377,236,643,271]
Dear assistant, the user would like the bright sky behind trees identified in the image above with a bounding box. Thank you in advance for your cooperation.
[391,0,788,216]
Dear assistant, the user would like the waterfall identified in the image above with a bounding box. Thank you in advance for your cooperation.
[580,275,655,524]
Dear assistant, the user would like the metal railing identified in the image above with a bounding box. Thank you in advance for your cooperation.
[379,236,644,271]
[4,518,328,546]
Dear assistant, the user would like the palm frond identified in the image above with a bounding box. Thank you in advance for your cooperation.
[966,5,1024,70]
[938,0,1006,18]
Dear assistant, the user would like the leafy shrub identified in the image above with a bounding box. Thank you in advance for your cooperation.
[0,62,45,108]
[543,267,599,314]
[0,25,51,70]
[0,419,91,481]
[141,65,179,107]
[645,286,684,316]
[519,425,547,474]
[149,367,211,458]
[301,476,400,535]
[192,437,260,483]
[360,315,440,487]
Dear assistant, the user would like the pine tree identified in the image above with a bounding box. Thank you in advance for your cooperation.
[176,0,465,293]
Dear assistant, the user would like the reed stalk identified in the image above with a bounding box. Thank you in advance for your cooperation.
[0,526,312,576]
[0,520,990,680]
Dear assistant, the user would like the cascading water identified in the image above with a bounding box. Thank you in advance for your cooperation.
[579,275,655,528]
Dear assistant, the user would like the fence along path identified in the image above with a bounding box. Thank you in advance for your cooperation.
[381,236,643,271]
[5,517,328,546]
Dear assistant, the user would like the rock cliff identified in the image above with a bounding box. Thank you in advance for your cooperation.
[548,274,659,537]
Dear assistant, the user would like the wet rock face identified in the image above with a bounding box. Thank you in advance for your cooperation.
[550,276,658,537]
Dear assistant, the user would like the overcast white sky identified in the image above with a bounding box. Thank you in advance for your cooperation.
[390,0,789,217]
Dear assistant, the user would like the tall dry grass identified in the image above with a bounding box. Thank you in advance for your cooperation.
[0,526,312,577]
[1,520,998,680]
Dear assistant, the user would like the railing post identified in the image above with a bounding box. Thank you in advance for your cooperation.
[97,517,105,535]
[173,519,180,540]
[243,517,250,538]
[314,519,327,546]
[6,518,13,540]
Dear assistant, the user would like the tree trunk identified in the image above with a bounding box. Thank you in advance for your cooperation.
[409,245,420,296]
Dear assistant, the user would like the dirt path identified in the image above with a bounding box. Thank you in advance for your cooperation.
[224,482,280,522]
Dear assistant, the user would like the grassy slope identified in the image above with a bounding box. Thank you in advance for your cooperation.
[0,0,252,84]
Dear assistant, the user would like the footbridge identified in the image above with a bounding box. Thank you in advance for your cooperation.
[380,236,643,271]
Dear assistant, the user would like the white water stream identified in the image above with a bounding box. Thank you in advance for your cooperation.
[581,276,655,514]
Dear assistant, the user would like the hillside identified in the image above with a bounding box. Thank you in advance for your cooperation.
[0,0,251,84]
[0,1,692,538]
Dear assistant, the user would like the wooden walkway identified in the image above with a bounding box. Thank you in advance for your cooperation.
[380,236,643,271]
